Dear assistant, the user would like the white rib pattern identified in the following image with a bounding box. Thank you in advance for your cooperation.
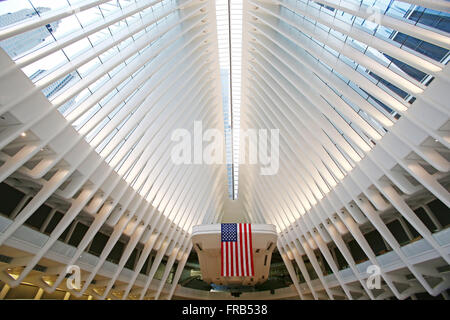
[240,0,450,300]
[0,0,225,300]
[0,0,449,301]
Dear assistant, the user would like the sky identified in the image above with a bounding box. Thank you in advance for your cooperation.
[0,1,111,81]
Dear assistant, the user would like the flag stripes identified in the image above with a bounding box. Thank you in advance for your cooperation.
[221,223,254,277]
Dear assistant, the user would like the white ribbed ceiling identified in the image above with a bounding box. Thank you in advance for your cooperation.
[0,0,449,300]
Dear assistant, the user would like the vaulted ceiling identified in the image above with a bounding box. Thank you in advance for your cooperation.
[0,0,449,300]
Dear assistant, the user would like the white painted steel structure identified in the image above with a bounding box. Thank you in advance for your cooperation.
[0,0,449,300]
[239,0,450,300]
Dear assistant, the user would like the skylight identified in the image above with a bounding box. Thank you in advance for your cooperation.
[215,0,242,199]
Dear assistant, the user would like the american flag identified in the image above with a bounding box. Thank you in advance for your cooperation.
[221,223,254,277]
